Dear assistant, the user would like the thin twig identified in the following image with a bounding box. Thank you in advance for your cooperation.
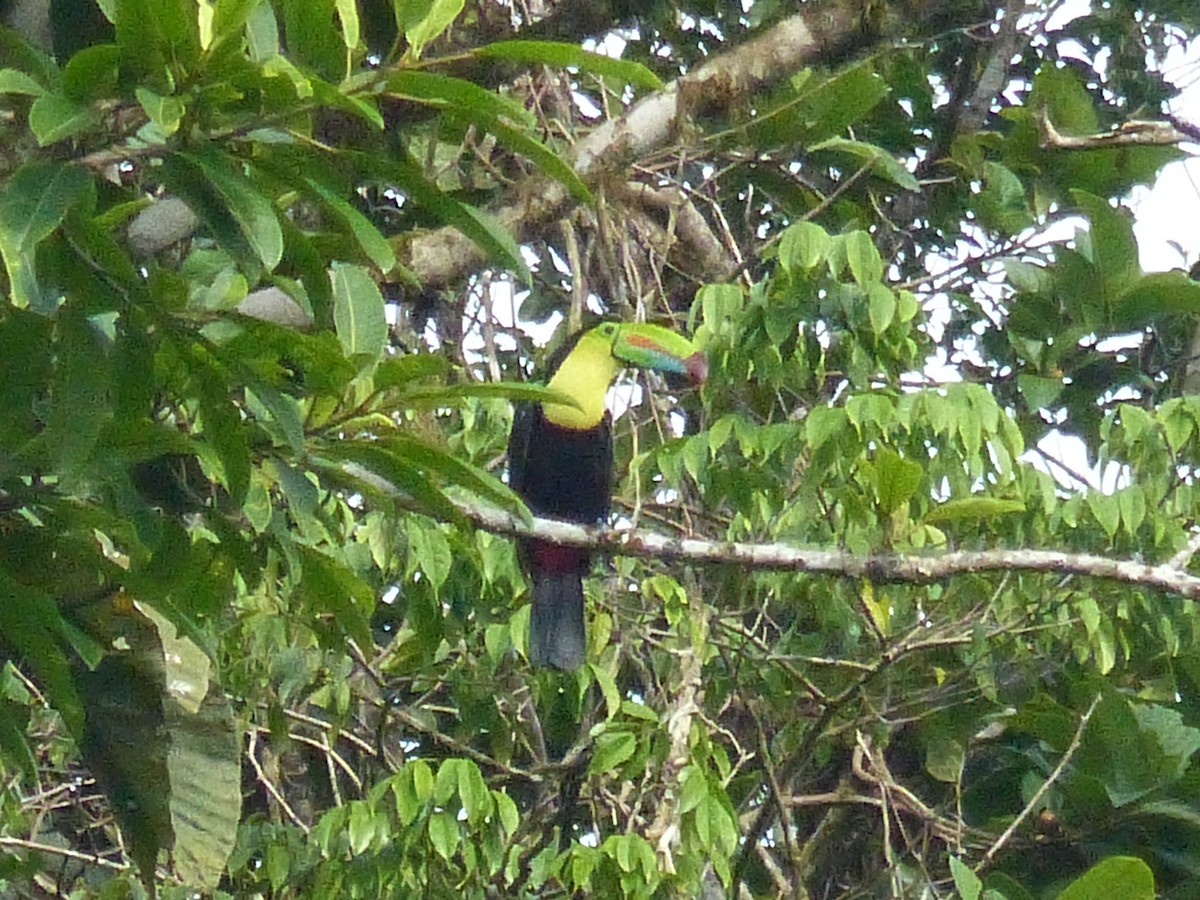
[248,730,310,834]
[0,836,128,872]
[1168,529,1200,570]
[976,692,1102,870]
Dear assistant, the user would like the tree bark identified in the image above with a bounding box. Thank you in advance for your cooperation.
[399,2,882,290]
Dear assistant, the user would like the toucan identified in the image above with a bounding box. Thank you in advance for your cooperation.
[507,321,707,669]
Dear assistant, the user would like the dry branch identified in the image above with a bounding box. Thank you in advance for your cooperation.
[400,4,874,290]
[1037,108,1200,150]
[458,500,1200,600]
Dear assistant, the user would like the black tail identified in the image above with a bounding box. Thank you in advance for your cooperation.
[529,572,586,670]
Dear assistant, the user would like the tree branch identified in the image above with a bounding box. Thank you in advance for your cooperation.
[1037,108,1200,150]
[457,500,1200,600]
[399,3,877,289]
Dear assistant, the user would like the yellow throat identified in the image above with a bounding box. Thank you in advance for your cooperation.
[542,333,620,430]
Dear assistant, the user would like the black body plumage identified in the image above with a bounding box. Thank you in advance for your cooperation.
[508,336,614,669]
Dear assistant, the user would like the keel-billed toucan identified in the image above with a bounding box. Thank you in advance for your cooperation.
[507,321,707,670]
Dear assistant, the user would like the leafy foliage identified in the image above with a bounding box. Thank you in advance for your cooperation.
[0,0,1198,898]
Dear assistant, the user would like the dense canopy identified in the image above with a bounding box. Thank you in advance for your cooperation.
[1,0,1199,897]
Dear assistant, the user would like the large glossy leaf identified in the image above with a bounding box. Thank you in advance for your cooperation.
[325,440,465,524]
[1056,857,1154,900]
[45,308,111,483]
[295,546,375,649]
[473,40,663,91]
[0,571,85,738]
[305,177,396,273]
[75,596,239,888]
[331,262,388,364]
[0,697,35,776]
[401,0,464,59]
[386,74,587,198]
[386,70,534,127]
[350,151,530,282]
[383,433,527,517]
[139,603,241,889]
[399,380,582,409]
[0,162,92,311]
[164,149,283,272]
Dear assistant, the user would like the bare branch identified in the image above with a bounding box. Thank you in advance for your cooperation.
[400,5,876,289]
[454,498,1200,600]
[0,836,129,872]
[247,730,310,834]
[644,597,706,874]
[1038,108,1199,150]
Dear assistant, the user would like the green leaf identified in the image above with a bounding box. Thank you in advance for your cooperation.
[977,161,1031,234]
[348,801,375,854]
[1132,703,1200,779]
[172,149,284,271]
[478,116,590,203]
[334,0,360,48]
[810,136,919,191]
[924,733,964,783]
[1055,857,1153,900]
[45,309,110,481]
[1087,491,1120,539]
[778,221,830,273]
[353,152,529,282]
[306,177,396,273]
[494,789,518,835]
[1072,190,1140,299]
[844,230,883,286]
[1018,374,1062,411]
[373,352,451,390]
[434,757,459,803]
[950,856,983,900]
[1005,258,1052,295]
[61,44,121,103]
[295,547,376,650]
[190,354,251,504]
[412,758,434,803]
[474,40,663,91]
[331,262,388,364]
[402,0,465,59]
[427,809,459,860]
[386,70,533,128]
[0,699,36,776]
[385,433,528,516]
[866,283,896,336]
[1118,485,1146,536]
[456,760,490,827]
[210,0,266,52]
[0,162,92,311]
[0,571,84,738]
[401,380,580,410]
[924,497,1025,524]
[0,67,46,96]
[135,86,185,136]
[677,765,708,815]
[806,406,846,451]
[874,447,922,514]
[406,518,452,592]
[1112,270,1200,328]
[589,730,636,776]
[245,0,280,60]
[28,93,100,145]
[328,441,466,524]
